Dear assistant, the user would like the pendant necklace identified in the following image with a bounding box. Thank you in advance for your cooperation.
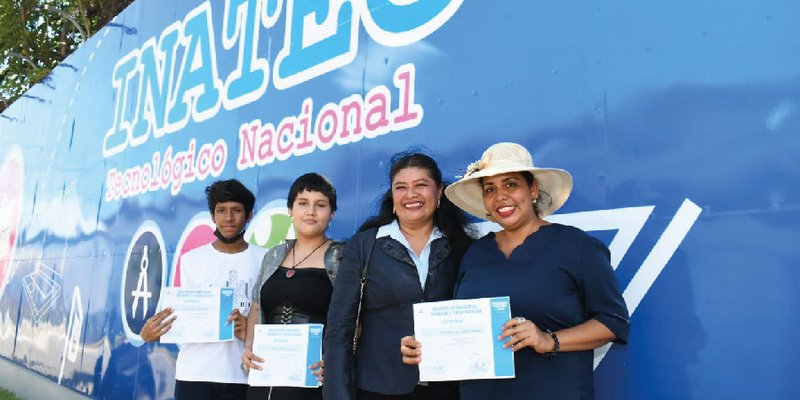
[286,239,329,278]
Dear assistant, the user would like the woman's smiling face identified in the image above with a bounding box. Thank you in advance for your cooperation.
[481,172,539,230]
[391,166,442,228]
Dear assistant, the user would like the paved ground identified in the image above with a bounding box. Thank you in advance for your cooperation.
[0,358,87,400]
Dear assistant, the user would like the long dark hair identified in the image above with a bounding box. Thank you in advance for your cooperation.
[359,152,473,256]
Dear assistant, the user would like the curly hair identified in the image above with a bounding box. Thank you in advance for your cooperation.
[205,179,256,216]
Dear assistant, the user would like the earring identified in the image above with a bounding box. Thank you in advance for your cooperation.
[392,206,396,214]
[437,198,441,208]
[533,198,538,205]
[485,211,491,217]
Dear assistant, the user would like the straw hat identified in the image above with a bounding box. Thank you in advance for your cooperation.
[445,142,573,219]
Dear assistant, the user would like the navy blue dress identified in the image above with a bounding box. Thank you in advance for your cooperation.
[454,223,629,400]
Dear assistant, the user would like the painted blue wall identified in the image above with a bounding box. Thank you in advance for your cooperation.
[1,0,798,398]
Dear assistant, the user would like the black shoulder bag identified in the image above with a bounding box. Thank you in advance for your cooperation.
[352,231,376,354]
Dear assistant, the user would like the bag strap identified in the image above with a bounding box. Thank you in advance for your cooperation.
[352,230,377,354]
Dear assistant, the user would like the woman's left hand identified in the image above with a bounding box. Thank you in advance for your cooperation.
[310,360,324,383]
[499,316,553,353]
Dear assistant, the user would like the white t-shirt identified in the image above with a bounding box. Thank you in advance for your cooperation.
[174,242,266,383]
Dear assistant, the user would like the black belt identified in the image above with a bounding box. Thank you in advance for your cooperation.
[264,302,322,324]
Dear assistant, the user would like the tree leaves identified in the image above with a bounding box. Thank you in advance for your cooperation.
[0,0,133,112]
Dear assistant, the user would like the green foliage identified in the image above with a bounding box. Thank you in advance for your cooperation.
[0,388,17,400]
[0,0,133,112]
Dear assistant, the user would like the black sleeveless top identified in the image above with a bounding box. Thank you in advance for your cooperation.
[251,267,332,400]
[260,267,333,324]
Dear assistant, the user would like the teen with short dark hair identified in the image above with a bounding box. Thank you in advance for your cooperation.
[241,172,343,400]
[141,179,266,400]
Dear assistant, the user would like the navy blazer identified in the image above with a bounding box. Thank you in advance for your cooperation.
[324,227,461,399]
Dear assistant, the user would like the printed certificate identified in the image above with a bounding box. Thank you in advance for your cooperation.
[158,287,235,343]
[247,324,324,388]
[413,296,514,381]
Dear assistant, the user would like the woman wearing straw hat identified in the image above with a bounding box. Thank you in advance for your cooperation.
[325,151,474,400]
[400,142,629,399]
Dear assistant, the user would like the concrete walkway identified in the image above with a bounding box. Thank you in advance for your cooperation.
[0,357,88,400]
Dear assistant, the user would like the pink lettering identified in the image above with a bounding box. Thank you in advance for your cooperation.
[316,105,338,146]
[365,89,389,132]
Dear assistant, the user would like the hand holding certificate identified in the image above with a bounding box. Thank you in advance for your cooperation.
[247,324,324,388]
[159,287,236,344]
[411,296,514,381]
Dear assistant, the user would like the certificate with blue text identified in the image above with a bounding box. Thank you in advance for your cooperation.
[158,287,235,344]
[247,324,323,388]
[413,296,515,381]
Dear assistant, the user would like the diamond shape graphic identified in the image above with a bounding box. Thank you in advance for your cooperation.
[22,263,62,322]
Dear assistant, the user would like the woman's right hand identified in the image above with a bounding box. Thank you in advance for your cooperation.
[241,348,264,373]
[400,335,422,365]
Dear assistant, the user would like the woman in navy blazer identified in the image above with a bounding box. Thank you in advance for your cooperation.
[324,152,473,400]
